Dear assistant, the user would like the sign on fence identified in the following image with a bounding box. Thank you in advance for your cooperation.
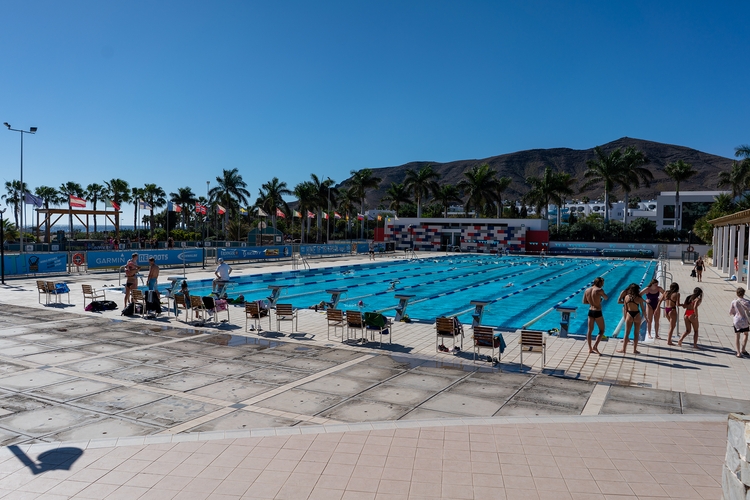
[2,253,67,275]
[217,246,291,261]
[87,249,203,269]
[299,244,351,256]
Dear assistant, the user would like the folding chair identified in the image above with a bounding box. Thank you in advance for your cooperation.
[364,312,393,347]
[435,316,463,352]
[82,284,105,308]
[345,310,366,343]
[275,303,298,332]
[326,309,346,340]
[473,325,502,364]
[246,301,271,331]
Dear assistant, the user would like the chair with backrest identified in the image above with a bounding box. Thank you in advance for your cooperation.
[174,293,190,321]
[364,311,392,347]
[519,329,546,368]
[190,295,209,324]
[435,316,463,352]
[246,301,271,331]
[46,281,70,304]
[203,296,229,323]
[275,303,298,332]
[345,310,366,343]
[130,289,146,316]
[326,309,346,340]
[82,284,106,308]
[37,280,51,304]
[473,325,502,364]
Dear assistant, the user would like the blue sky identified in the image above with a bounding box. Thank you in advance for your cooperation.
[1,1,749,226]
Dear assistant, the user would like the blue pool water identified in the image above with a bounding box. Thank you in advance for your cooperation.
[181,256,655,337]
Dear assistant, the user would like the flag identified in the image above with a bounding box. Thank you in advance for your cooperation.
[377,215,382,221]
[307,210,315,218]
[24,192,43,208]
[256,207,268,217]
[195,202,207,215]
[139,200,152,210]
[276,208,286,218]
[217,205,226,215]
[357,213,364,221]
[109,199,120,211]
[167,202,182,212]
[323,213,329,220]
[69,195,86,208]
[293,210,301,218]
[240,207,247,215]
[334,212,342,219]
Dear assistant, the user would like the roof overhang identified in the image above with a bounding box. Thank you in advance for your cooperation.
[708,209,750,226]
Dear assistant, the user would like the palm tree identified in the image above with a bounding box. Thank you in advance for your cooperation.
[665,160,698,230]
[494,177,512,218]
[58,182,84,236]
[34,186,61,211]
[736,144,750,161]
[524,167,558,224]
[309,174,337,242]
[131,186,145,234]
[617,147,651,225]
[404,165,440,218]
[293,181,317,243]
[169,187,197,230]
[382,182,411,216]
[348,169,381,238]
[717,161,750,199]
[210,168,251,239]
[104,178,130,238]
[2,180,28,228]
[458,164,499,218]
[142,184,167,236]
[581,146,624,224]
[433,184,462,218]
[85,183,107,233]
[257,177,291,233]
[550,172,576,228]
[337,187,359,239]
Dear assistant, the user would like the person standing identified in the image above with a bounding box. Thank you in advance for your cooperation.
[730,287,750,358]
[618,284,645,354]
[213,258,232,293]
[124,252,140,308]
[678,287,704,349]
[147,257,159,291]
[583,277,608,355]
[640,279,665,339]
[694,256,705,282]
[369,241,375,260]
[660,282,681,346]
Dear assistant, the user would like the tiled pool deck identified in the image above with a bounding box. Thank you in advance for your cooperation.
[0,254,740,498]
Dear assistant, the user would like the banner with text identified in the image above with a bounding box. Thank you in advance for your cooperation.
[217,246,291,261]
[299,244,351,256]
[2,253,68,275]
[87,249,203,269]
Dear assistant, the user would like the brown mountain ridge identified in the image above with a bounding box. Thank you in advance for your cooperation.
[344,137,733,209]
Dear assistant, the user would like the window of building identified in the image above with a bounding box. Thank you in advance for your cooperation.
[663,205,675,218]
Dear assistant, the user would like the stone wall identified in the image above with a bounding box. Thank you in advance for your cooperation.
[724,413,750,499]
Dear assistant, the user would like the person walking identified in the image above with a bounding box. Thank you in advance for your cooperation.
[618,284,645,355]
[694,256,705,282]
[147,257,159,291]
[678,287,704,349]
[583,277,608,355]
[123,253,140,308]
[660,283,680,346]
[640,279,664,339]
[730,287,750,358]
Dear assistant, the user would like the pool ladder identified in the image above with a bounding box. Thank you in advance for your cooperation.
[291,252,310,271]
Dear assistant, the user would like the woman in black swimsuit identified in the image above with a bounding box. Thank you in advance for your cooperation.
[694,257,704,282]
[619,284,645,355]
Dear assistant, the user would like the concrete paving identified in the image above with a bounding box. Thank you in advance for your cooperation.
[0,254,742,498]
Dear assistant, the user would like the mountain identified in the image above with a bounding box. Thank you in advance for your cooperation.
[341,137,733,208]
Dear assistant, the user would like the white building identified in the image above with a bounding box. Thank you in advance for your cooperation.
[656,191,727,231]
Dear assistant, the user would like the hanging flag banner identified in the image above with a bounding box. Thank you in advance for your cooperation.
[217,205,226,215]
[69,195,87,208]
[307,211,315,218]
[293,210,301,218]
[323,213,329,220]
[334,212,342,219]
[108,199,120,211]
[139,200,152,210]
[256,207,268,217]
[276,208,286,218]
[195,202,207,215]
[357,213,364,220]
[168,202,182,212]
[24,192,44,207]
[240,207,248,214]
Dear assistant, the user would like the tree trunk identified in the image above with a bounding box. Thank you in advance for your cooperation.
[623,192,629,225]
[674,185,680,231]
[603,190,610,224]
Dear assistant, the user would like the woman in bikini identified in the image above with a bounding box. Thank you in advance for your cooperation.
[678,287,703,349]
[694,257,705,282]
[640,279,664,340]
[659,282,680,346]
[618,284,645,355]
[730,287,750,358]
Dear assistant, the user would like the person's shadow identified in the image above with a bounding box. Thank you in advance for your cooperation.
[8,445,83,475]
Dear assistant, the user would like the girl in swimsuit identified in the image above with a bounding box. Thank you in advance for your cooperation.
[618,284,645,354]
[678,287,703,349]
[640,279,664,340]
[694,257,705,282]
[659,282,680,346]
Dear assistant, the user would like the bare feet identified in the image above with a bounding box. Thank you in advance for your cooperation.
[667,342,674,346]
[655,335,661,340]
[616,348,625,353]
[647,334,653,339]
[633,350,641,354]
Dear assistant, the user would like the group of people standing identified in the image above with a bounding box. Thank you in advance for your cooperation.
[584,277,704,355]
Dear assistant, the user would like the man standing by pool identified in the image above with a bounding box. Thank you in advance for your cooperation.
[583,276,608,355]
[213,258,232,294]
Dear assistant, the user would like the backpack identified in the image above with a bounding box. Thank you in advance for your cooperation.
[121,303,135,316]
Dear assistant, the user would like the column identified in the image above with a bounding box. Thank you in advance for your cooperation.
[729,225,737,278]
[739,225,746,284]
[723,226,730,274]
[713,227,719,268]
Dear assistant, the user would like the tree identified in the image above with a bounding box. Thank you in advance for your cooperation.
[58,182,84,236]
[85,183,107,233]
[617,147,651,225]
[257,177,291,233]
[524,167,574,228]
[293,181,317,243]
[2,180,28,228]
[494,177,512,218]
[404,165,440,218]
[664,160,698,230]
[210,168,251,239]
[169,187,196,230]
[348,169,381,238]
[34,185,61,212]
[581,146,624,224]
[717,161,750,198]
[458,164,499,218]
[131,186,144,235]
[309,174,337,242]
[433,184,462,218]
[382,182,411,216]
[104,179,131,238]
[142,183,167,236]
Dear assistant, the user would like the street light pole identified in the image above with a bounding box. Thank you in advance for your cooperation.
[4,123,37,254]
[0,208,6,284]
[327,185,330,243]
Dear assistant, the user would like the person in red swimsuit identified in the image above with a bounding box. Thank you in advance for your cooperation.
[659,283,680,346]
[678,287,703,349]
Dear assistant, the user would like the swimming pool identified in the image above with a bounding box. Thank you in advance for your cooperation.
[176,255,655,337]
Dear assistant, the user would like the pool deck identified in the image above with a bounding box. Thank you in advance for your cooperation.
[0,254,740,498]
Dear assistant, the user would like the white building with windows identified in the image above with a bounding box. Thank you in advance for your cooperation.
[656,191,727,231]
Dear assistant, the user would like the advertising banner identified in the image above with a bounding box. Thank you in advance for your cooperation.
[299,244,351,256]
[217,246,291,261]
[87,249,203,269]
[2,253,68,275]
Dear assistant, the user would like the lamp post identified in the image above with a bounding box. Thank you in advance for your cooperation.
[327,185,331,243]
[0,208,6,284]
[203,181,209,269]
[4,123,37,254]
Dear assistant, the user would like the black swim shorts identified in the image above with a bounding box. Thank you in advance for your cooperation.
[588,310,603,319]
[735,326,749,333]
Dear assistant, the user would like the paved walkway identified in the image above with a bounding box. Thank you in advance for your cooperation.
[0,254,740,498]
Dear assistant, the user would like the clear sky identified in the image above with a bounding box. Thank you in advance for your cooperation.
[1,0,749,227]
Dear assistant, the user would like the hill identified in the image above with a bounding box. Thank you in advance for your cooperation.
[342,137,733,208]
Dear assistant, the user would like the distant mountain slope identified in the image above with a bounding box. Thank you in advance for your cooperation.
[344,137,733,208]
